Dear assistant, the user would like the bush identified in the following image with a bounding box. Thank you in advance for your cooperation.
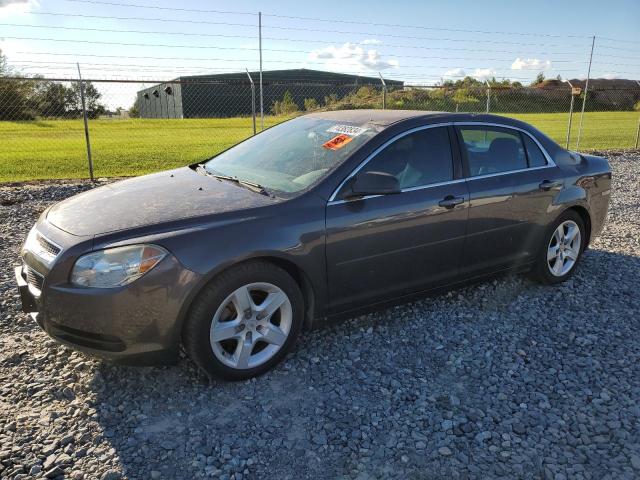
[271,90,299,115]
[303,97,319,111]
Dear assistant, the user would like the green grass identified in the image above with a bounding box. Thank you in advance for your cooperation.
[0,111,637,182]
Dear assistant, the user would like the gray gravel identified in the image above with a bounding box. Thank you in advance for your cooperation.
[1,152,639,480]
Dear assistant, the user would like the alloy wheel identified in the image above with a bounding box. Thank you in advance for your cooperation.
[209,282,292,370]
[547,220,581,277]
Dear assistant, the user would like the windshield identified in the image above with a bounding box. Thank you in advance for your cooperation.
[203,117,380,194]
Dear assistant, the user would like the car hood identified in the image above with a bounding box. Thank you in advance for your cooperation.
[47,167,278,236]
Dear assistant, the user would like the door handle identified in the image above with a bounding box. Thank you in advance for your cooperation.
[438,196,465,209]
[539,180,562,191]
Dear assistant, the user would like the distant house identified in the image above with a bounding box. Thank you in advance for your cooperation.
[135,69,404,119]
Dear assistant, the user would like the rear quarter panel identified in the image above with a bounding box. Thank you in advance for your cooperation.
[554,154,611,243]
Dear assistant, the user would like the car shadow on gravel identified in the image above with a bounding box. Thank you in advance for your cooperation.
[87,248,640,480]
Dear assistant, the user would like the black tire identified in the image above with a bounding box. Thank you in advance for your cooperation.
[183,261,304,380]
[531,209,586,285]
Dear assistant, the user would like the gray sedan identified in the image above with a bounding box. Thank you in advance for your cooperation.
[16,110,611,379]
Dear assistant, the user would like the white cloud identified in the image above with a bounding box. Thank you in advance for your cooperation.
[471,68,496,80]
[0,0,37,18]
[309,43,399,71]
[602,73,620,79]
[443,68,466,79]
[0,0,27,6]
[442,68,495,81]
[511,57,552,71]
[360,39,382,45]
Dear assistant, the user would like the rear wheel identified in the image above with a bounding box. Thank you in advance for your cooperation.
[183,261,303,380]
[531,210,585,285]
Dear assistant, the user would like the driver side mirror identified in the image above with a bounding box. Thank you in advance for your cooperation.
[345,171,400,198]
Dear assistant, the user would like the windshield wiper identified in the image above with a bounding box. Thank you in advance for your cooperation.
[195,164,271,196]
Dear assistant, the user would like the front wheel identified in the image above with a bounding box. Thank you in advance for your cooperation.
[183,261,304,380]
[531,210,586,285]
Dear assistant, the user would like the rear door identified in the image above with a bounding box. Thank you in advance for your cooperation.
[325,125,469,311]
[455,123,562,276]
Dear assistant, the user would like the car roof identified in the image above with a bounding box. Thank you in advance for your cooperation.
[305,109,530,129]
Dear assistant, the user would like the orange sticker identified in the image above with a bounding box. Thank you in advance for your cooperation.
[323,134,353,150]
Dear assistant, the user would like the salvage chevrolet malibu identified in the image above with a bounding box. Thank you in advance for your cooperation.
[16,110,611,379]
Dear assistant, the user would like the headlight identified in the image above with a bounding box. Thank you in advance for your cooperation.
[71,245,168,288]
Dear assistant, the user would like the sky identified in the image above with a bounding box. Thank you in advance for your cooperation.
[1,0,638,109]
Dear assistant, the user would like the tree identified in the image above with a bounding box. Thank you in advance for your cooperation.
[34,82,74,118]
[129,96,141,118]
[68,81,106,118]
[0,49,38,120]
[532,72,546,86]
[452,88,479,112]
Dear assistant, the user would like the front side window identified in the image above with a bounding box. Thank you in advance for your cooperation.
[459,126,527,177]
[359,127,454,189]
[204,117,380,194]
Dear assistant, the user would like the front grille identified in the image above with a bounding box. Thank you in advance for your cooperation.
[37,235,62,258]
[24,265,44,291]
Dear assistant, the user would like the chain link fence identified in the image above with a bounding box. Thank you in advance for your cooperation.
[1,76,639,182]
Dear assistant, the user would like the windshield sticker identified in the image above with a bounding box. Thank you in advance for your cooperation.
[323,134,353,151]
[327,125,368,137]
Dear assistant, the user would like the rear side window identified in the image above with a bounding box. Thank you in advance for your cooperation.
[522,134,548,167]
[459,126,527,176]
[360,127,454,189]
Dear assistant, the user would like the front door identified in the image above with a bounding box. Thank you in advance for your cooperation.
[325,125,469,311]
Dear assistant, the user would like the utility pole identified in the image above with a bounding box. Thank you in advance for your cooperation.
[77,63,94,182]
[258,11,264,131]
[576,36,595,150]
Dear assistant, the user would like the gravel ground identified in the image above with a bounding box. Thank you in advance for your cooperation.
[1,152,639,480]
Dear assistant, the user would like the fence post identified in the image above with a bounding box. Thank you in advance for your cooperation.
[635,81,640,149]
[246,69,256,135]
[378,72,387,109]
[576,35,595,150]
[258,11,264,131]
[564,79,576,149]
[76,63,94,182]
[485,80,490,113]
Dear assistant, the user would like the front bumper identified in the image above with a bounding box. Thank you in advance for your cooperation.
[16,255,202,366]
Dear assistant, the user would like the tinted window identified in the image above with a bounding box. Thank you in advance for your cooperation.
[523,134,547,167]
[459,126,527,176]
[360,127,453,189]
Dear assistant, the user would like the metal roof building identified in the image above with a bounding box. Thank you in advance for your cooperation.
[136,69,404,119]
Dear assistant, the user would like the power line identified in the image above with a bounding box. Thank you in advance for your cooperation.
[11,59,590,75]
[64,0,256,16]
[0,22,595,50]
[31,9,638,53]
[32,11,257,28]
[61,0,593,39]
[598,36,640,45]
[0,35,588,58]
[11,50,590,65]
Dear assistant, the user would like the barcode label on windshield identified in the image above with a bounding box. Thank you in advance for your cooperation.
[327,125,368,137]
